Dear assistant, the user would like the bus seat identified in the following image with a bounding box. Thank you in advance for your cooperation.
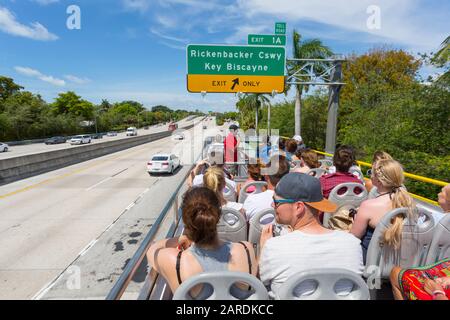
[425,214,450,264]
[328,182,368,208]
[223,180,237,202]
[364,208,435,281]
[248,208,276,255]
[368,186,379,199]
[172,271,269,300]
[290,160,302,171]
[276,268,369,300]
[319,159,333,168]
[349,166,364,182]
[238,181,268,204]
[306,168,327,178]
[217,207,247,243]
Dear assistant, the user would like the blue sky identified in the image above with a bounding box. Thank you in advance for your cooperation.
[0,0,448,112]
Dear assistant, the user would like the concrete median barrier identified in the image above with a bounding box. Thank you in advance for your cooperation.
[0,124,195,186]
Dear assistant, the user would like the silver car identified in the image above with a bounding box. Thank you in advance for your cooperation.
[147,154,180,175]
[0,142,9,152]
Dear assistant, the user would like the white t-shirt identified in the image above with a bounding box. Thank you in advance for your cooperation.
[193,174,237,192]
[243,190,275,221]
[259,230,364,299]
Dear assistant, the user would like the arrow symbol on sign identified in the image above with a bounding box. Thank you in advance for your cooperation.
[231,78,239,90]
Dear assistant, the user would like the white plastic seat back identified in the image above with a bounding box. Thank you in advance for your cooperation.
[172,272,269,300]
[277,268,369,300]
[248,208,276,255]
[328,182,368,208]
[349,166,364,182]
[319,159,333,168]
[306,168,327,179]
[364,208,435,280]
[368,186,379,199]
[238,181,268,204]
[223,180,237,202]
[290,160,302,170]
[425,214,450,264]
[217,207,247,243]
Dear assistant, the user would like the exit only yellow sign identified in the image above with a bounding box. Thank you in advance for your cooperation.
[187,74,285,93]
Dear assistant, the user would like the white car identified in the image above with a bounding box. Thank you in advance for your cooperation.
[70,135,91,145]
[126,127,138,136]
[0,142,9,152]
[107,131,118,137]
[147,154,180,175]
[173,133,185,140]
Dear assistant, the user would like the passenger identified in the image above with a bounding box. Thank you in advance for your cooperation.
[243,155,290,221]
[320,145,364,199]
[284,139,298,162]
[224,124,240,176]
[292,149,320,174]
[365,151,394,193]
[292,135,306,152]
[328,145,363,180]
[390,258,450,300]
[435,184,450,222]
[350,159,417,263]
[260,136,272,164]
[190,159,237,193]
[278,137,286,154]
[259,173,364,298]
[146,187,257,298]
[204,167,244,214]
[237,159,263,197]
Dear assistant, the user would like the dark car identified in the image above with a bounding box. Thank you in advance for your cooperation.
[45,136,66,145]
[91,133,103,139]
[144,126,150,130]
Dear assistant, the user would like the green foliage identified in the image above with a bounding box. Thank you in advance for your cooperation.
[0,76,23,104]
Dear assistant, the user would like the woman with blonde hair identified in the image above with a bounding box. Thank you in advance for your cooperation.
[350,159,417,263]
[203,166,245,215]
[365,151,394,193]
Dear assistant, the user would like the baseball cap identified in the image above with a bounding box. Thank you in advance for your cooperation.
[275,173,337,212]
[293,135,303,142]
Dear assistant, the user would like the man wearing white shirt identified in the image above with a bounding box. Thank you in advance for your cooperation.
[259,173,364,299]
[243,155,290,221]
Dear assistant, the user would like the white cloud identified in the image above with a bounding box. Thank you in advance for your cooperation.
[150,27,188,43]
[31,0,60,5]
[64,75,91,85]
[224,25,269,44]
[15,66,66,87]
[0,7,58,41]
[155,15,177,29]
[122,0,151,13]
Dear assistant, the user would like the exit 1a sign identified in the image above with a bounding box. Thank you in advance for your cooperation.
[248,34,286,46]
[275,22,286,35]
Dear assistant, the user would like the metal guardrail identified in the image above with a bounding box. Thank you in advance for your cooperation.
[106,137,209,300]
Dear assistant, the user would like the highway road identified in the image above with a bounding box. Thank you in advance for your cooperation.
[0,117,195,160]
[0,117,217,299]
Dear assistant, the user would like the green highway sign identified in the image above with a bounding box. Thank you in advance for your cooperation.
[187,44,285,76]
[275,22,286,35]
[248,34,286,46]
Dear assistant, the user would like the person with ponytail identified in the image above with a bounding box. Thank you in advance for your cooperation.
[350,159,417,263]
[203,166,246,215]
[146,187,257,298]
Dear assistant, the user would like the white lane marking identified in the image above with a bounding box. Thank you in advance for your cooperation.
[86,177,112,191]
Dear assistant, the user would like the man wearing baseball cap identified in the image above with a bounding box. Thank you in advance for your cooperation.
[258,173,364,299]
[293,135,306,152]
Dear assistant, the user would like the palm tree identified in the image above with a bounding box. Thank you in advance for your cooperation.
[288,30,333,136]
[431,36,449,86]
[236,93,270,131]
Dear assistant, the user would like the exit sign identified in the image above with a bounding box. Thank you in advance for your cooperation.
[248,34,286,46]
[275,22,286,35]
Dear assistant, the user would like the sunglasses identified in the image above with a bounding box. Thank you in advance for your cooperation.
[273,197,296,209]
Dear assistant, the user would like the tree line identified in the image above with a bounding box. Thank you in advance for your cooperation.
[0,79,205,141]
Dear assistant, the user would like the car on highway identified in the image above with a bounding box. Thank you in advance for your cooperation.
[91,133,103,139]
[144,126,150,130]
[126,127,138,136]
[106,131,118,137]
[70,135,92,145]
[147,154,180,175]
[0,142,9,152]
[45,136,66,145]
[173,133,185,140]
